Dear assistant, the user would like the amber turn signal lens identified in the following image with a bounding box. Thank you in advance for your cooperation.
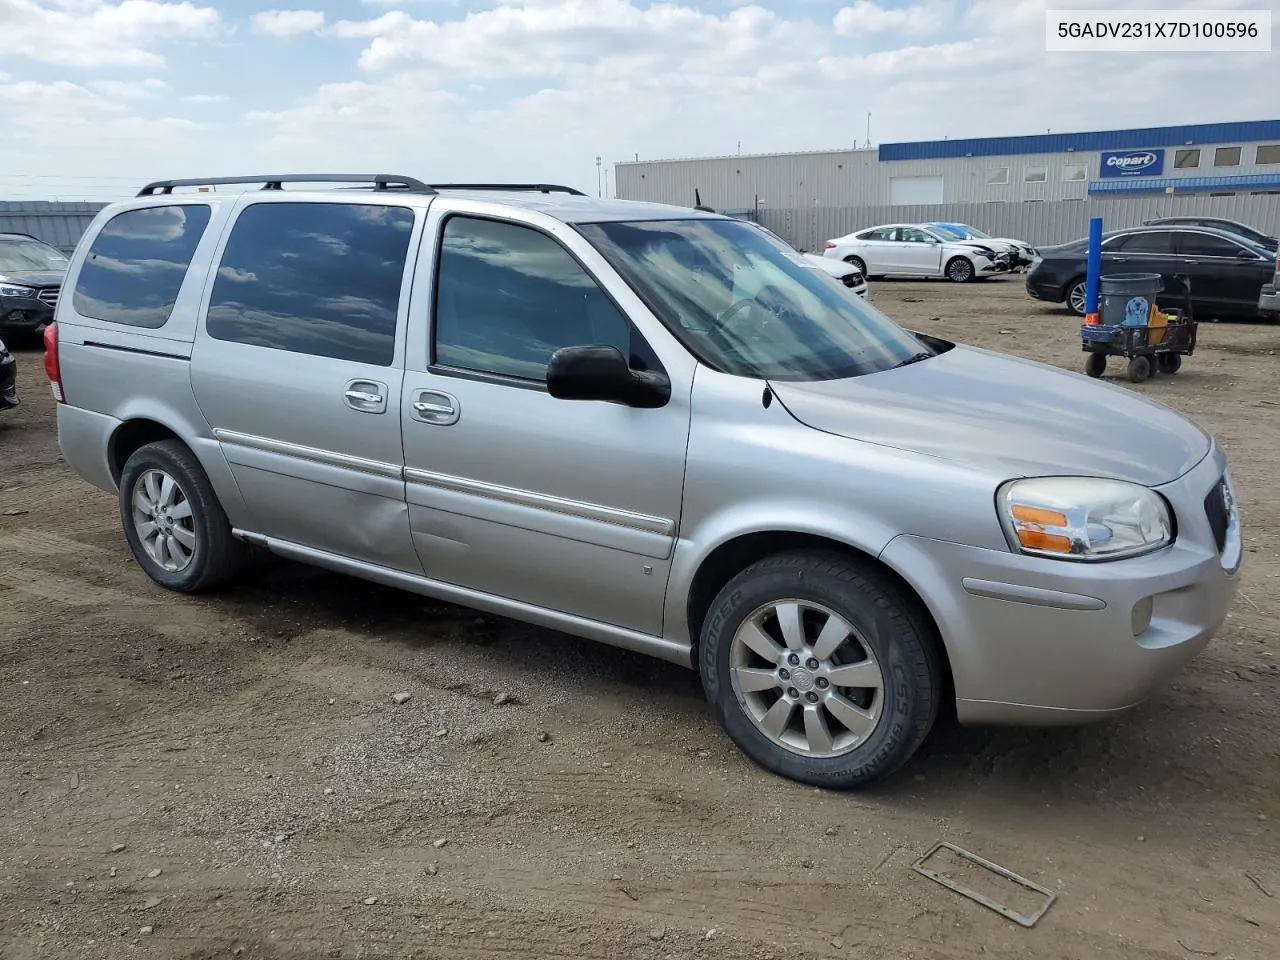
[1010,504,1069,527]
[1016,529,1073,553]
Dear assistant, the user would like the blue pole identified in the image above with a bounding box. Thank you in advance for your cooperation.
[1084,216,1102,323]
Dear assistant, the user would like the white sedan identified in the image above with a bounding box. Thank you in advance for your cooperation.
[749,221,868,297]
[823,223,1012,283]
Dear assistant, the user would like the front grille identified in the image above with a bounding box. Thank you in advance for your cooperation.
[1204,478,1230,553]
[37,287,59,308]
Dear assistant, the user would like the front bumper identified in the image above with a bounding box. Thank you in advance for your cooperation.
[0,293,56,333]
[1260,281,1279,317]
[0,350,17,410]
[881,444,1240,724]
[975,258,1012,277]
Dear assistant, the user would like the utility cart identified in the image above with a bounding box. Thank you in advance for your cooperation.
[1081,273,1198,383]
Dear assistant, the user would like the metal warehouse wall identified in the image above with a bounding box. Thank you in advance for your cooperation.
[756,194,1280,253]
[616,150,882,210]
[617,139,1280,207]
[0,201,106,254]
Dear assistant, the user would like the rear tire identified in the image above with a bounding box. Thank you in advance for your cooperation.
[698,550,941,789]
[119,439,245,592]
[843,255,867,277]
[1085,352,1106,378]
[945,257,975,283]
[1157,353,1181,374]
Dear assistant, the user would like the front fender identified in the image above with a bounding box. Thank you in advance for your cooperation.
[662,497,901,647]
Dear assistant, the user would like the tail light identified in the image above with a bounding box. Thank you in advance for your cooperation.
[43,321,64,403]
[824,241,837,249]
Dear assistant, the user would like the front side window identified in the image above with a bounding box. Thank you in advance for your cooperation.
[899,227,935,244]
[0,238,68,272]
[1112,231,1175,254]
[433,215,643,381]
[206,202,414,366]
[72,205,211,328]
[577,218,929,382]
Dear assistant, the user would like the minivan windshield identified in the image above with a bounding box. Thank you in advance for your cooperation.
[0,238,68,272]
[576,218,930,381]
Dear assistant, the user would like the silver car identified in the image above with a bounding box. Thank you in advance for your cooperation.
[47,175,1242,788]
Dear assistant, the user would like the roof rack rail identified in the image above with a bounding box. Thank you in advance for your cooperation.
[136,174,437,197]
[426,183,587,196]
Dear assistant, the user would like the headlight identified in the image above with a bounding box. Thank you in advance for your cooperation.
[997,477,1173,561]
[0,284,36,298]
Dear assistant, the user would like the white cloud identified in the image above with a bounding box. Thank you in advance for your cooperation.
[250,9,325,37]
[2,0,1277,202]
[0,0,219,69]
[89,78,168,99]
[834,1,951,36]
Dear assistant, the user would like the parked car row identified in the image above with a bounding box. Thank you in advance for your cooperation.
[822,222,1033,283]
[1026,218,1280,321]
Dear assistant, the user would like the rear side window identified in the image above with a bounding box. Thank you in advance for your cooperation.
[72,204,211,328]
[1177,232,1248,258]
[206,202,414,366]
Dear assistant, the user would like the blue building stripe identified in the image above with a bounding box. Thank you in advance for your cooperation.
[1088,172,1280,194]
[878,120,1280,162]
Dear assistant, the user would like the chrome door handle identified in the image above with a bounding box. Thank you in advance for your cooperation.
[343,379,388,414]
[413,400,452,415]
[411,390,460,426]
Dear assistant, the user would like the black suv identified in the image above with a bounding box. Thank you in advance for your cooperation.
[0,232,69,337]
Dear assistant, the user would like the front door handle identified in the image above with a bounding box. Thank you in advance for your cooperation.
[411,389,460,426]
[344,379,388,414]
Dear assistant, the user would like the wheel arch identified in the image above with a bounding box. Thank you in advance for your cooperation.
[681,528,955,712]
[105,409,248,525]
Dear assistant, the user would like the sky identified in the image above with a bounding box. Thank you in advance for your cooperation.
[1,0,1277,200]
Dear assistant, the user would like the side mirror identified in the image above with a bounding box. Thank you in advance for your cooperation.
[546,345,670,409]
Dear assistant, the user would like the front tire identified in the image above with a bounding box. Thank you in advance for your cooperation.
[1126,355,1152,383]
[699,550,942,789]
[1067,279,1088,316]
[119,439,245,592]
[1085,352,1106,378]
[945,257,975,283]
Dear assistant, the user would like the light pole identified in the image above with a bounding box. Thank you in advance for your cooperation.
[596,156,602,197]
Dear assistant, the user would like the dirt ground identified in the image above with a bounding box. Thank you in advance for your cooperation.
[2,278,1278,960]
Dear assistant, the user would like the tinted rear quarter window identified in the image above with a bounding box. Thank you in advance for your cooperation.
[205,202,415,366]
[72,204,211,328]
[1178,232,1247,258]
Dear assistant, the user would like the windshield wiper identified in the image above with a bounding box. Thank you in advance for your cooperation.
[893,351,935,368]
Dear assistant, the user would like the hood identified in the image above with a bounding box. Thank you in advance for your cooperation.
[802,252,858,278]
[0,269,64,287]
[768,344,1210,487]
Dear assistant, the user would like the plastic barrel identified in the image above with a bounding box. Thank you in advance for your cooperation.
[1099,273,1163,328]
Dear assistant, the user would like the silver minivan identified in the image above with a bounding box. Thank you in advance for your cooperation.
[47,175,1242,788]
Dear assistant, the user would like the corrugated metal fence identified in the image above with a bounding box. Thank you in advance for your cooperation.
[758,194,1280,253]
[5,195,1279,261]
[0,201,106,254]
